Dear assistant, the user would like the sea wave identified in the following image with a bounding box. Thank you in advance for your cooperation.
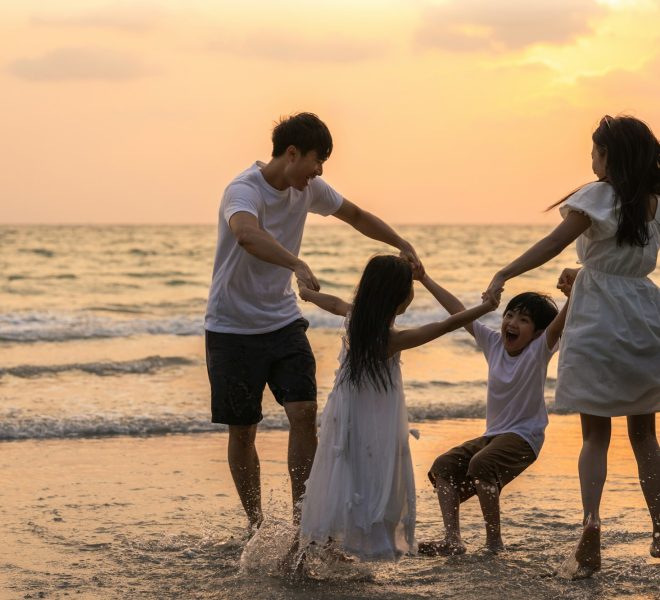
[0,312,203,342]
[0,400,573,441]
[0,307,502,343]
[0,356,196,379]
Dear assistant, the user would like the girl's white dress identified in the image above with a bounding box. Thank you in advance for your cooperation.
[299,340,416,560]
[555,182,660,416]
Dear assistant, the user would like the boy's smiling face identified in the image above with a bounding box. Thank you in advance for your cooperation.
[501,309,541,356]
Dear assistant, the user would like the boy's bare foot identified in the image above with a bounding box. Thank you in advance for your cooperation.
[557,517,601,580]
[651,532,660,558]
[418,539,466,556]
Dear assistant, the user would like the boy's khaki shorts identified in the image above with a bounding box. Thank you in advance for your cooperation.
[428,432,536,502]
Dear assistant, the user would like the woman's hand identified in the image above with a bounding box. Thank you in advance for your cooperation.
[483,287,502,310]
[483,271,506,302]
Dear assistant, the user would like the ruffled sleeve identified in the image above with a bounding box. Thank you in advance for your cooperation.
[559,182,618,241]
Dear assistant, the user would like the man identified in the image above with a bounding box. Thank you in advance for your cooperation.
[205,112,420,529]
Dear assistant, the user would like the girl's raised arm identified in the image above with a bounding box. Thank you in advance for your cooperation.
[298,286,351,317]
[388,295,498,355]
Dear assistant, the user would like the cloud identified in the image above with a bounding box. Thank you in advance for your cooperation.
[9,47,152,82]
[415,0,608,53]
[31,4,162,32]
[576,55,660,105]
[209,31,387,63]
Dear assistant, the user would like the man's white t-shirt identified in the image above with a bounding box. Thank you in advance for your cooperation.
[205,162,344,334]
[472,320,558,456]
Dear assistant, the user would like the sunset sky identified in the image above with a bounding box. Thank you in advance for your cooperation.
[2,0,659,224]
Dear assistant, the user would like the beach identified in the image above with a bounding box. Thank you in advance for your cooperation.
[1,224,658,599]
[2,414,658,599]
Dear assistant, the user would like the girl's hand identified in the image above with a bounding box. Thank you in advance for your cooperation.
[411,263,425,281]
[557,268,579,298]
[297,281,314,302]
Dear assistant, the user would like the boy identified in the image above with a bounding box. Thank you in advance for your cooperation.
[417,274,570,554]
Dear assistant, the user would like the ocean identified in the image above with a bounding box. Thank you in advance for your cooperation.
[0,223,599,441]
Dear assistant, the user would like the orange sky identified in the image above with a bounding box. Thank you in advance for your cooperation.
[2,0,659,224]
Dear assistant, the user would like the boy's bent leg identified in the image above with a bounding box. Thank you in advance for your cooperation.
[467,433,536,553]
[627,413,660,558]
[419,442,484,556]
[418,477,466,556]
[285,401,318,524]
[473,479,503,553]
[228,424,263,528]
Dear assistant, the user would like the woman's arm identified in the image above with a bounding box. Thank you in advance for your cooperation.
[486,211,590,295]
[388,297,498,354]
[298,286,351,317]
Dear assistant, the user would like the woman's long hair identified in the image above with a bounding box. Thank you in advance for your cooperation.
[342,255,413,391]
[550,115,660,246]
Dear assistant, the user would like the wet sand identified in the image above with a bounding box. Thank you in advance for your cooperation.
[1,416,658,599]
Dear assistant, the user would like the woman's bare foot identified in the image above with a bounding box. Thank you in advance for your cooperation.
[651,532,660,558]
[418,539,466,556]
[558,517,601,580]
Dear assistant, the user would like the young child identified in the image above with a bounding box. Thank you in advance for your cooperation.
[418,275,570,555]
[297,255,500,560]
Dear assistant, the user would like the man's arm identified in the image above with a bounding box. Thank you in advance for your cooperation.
[229,212,320,290]
[332,199,421,268]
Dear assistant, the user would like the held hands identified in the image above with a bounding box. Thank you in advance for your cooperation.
[399,242,425,277]
[482,286,502,310]
[557,267,579,298]
[483,272,506,302]
[294,260,320,293]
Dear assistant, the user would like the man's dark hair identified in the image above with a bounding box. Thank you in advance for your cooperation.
[504,292,558,331]
[271,112,333,161]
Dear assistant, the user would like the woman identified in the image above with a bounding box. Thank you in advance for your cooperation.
[486,115,660,578]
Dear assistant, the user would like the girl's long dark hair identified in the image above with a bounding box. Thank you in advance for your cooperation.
[550,115,660,246]
[342,255,413,391]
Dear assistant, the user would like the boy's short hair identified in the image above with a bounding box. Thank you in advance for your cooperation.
[271,113,333,161]
[504,292,558,331]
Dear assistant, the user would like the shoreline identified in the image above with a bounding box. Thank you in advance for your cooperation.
[1,416,658,599]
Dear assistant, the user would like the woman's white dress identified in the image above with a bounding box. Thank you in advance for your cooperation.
[299,341,416,560]
[555,182,660,416]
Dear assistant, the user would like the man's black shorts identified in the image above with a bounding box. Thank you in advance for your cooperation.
[205,318,317,426]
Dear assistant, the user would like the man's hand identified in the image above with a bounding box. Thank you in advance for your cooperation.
[399,241,423,272]
[294,260,320,292]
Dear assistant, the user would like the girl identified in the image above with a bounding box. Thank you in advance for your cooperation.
[485,115,660,577]
[298,255,499,560]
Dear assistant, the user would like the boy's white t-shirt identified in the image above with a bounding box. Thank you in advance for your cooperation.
[472,320,558,456]
[205,162,344,334]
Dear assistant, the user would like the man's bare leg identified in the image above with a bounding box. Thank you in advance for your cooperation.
[285,401,318,524]
[627,414,660,558]
[474,479,504,553]
[228,424,263,528]
[418,477,466,556]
